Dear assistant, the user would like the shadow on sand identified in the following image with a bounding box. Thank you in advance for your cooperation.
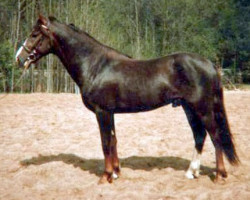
[20,153,215,180]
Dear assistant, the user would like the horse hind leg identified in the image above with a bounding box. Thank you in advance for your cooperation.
[199,111,228,182]
[186,148,201,179]
[182,101,207,179]
[198,103,238,182]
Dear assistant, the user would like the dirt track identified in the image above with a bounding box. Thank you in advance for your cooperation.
[0,92,250,200]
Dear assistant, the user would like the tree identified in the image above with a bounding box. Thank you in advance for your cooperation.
[0,0,249,93]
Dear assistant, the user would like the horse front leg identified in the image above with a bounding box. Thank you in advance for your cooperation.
[96,110,120,184]
[110,114,121,179]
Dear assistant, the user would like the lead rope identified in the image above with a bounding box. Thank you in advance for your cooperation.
[0,69,28,101]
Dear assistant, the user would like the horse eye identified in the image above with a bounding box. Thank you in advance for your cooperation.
[31,32,39,38]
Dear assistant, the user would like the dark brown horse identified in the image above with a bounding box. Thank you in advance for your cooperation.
[16,15,239,183]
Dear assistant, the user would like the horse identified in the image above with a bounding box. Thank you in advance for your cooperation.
[16,15,239,184]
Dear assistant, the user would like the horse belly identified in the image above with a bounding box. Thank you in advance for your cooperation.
[114,85,174,113]
[89,71,177,113]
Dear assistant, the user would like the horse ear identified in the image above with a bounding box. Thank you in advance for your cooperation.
[38,14,48,26]
[38,14,50,35]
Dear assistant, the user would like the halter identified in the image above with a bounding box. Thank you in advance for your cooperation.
[22,34,44,55]
[22,44,32,54]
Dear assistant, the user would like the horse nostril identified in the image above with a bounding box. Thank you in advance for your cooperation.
[16,57,21,66]
[16,57,24,67]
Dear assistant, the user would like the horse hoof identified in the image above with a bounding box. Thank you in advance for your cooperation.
[113,166,121,178]
[214,176,227,184]
[98,177,107,185]
[185,169,199,179]
[185,170,195,179]
[214,171,227,184]
[112,172,119,179]
[98,173,113,184]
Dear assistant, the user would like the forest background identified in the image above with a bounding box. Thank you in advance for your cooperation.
[0,0,249,93]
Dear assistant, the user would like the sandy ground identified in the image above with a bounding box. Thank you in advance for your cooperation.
[0,91,250,200]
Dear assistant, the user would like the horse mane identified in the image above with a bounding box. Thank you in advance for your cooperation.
[67,23,132,59]
[68,23,79,32]
[48,16,57,22]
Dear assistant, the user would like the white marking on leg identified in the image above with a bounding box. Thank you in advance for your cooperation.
[185,148,201,179]
[112,172,119,179]
[111,130,115,136]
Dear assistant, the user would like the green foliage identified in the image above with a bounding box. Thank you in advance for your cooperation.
[80,0,222,60]
[0,0,249,93]
[0,41,15,92]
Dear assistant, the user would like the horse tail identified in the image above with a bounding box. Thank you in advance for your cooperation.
[212,72,239,165]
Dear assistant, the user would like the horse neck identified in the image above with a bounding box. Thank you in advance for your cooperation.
[52,31,96,68]
[51,29,130,88]
[51,30,102,86]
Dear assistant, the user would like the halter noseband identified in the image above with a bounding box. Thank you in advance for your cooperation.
[22,44,32,54]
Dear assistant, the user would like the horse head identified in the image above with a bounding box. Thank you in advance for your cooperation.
[15,15,55,69]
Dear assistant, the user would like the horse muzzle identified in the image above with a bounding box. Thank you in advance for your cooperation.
[16,52,38,69]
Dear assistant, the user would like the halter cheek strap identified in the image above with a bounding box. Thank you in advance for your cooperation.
[22,34,43,55]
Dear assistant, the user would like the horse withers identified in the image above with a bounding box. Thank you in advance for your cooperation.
[16,15,239,183]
